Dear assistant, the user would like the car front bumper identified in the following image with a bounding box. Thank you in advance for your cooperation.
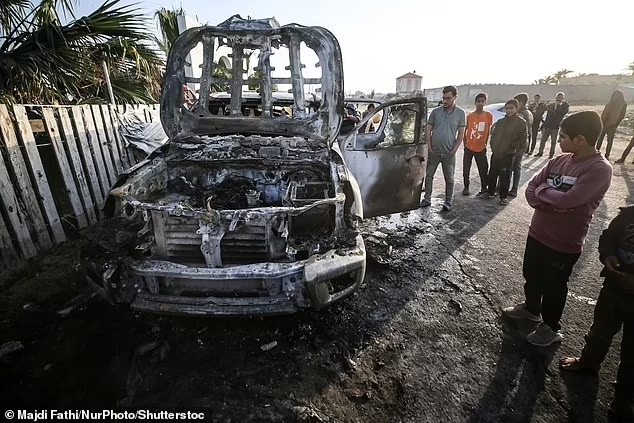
[89,235,366,317]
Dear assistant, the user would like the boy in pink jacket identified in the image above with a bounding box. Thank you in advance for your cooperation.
[503,111,612,346]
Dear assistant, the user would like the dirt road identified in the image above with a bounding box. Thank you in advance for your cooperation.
[1,111,633,422]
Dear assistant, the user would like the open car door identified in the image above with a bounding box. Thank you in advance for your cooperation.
[339,97,427,218]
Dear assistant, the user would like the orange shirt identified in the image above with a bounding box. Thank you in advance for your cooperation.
[464,111,494,152]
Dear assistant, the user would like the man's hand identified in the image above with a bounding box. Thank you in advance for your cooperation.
[605,256,621,274]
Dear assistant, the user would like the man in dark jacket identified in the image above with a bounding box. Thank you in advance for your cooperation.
[559,205,634,421]
[480,99,527,205]
[527,94,547,154]
[510,93,533,197]
[535,92,569,158]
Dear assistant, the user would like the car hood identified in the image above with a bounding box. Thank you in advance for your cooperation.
[160,15,344,146]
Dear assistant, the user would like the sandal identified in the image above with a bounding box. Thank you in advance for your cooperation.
[559,356,600,374]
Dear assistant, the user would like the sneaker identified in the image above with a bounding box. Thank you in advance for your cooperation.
[508,191,517,198]
[441,202,452,212]
[499,198,509,205]
[462,188,470,196]
[502,303,542,322]
[475,190,487,197]
[527,323,563,346]
[548,154,554,159]
[534,152,543,157]
[420,199,431,208]
[479,193,494,200]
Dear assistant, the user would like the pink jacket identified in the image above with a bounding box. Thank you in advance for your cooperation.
[525,152,612,254]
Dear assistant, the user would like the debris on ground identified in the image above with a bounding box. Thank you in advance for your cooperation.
[260,341,278,351]
[0,341,24,363]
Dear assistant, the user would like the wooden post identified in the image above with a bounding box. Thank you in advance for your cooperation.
[0,152,36,258]
[82,105,112,192]
[100,105,123,174]
[0,211,21,269]
[41,108,88,229]
[91,105,117,183]
[72,106,105,208]
[57,108,98,225]
[13,105,66,244]
[0,105,52,250]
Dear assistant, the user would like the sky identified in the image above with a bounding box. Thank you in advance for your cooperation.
[76,0,634,94]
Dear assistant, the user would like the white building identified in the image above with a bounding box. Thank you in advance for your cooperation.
[396,71,422,93]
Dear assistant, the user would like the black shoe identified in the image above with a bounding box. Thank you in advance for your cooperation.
[508,191,517,198]
[534,152,543,157]
[615,158,625,164]
[462,188,470,196]
[548,154,553,159]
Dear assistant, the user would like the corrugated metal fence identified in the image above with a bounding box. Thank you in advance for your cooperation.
[0,104,159,272]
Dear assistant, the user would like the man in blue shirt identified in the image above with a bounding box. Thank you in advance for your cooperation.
[420,86,466,211]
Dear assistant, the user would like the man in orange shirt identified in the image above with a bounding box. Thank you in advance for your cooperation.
[463,92,494,196]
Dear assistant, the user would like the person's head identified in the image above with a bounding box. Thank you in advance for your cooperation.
[474,92,487,111]
[345,103,356,115]
[505,99,519,116]
[442,86,458,109]
[514,93,529,108]
[556,92,565,104]
[367,103,375,112]
[534,94,542,103]
[558,111,603,154]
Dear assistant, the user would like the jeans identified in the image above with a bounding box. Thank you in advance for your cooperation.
[538,128,559,157]
[522,236,581,331]
[462,147,488,192]
[577,284,634,399]
[424,150,456,204]
[487,153,513,199]
[510,149,524,194]
[596,125,618,157]
[618,135,634,163]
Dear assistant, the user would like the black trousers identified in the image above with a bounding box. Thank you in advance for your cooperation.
[618,135,634,163]
[596,125,618,157]
[487,153,513,199]
[510,149,524,193]
[522,236,580,331]
[577,284,634,399]
[463,147,488,191]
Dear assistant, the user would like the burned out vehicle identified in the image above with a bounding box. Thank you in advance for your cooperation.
[86,15,428,316]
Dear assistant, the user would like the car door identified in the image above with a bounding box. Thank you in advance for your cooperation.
[339,97,427,218]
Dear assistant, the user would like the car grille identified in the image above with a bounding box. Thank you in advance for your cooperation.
[154,213,269,266]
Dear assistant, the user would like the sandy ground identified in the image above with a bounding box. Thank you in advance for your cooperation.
[0,106,633,422]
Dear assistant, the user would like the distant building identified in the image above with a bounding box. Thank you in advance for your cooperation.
[396,71,423,93]
[559,74,634,85]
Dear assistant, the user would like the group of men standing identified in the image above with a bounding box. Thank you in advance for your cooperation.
[421,86,633,420]
[421,85,570,209]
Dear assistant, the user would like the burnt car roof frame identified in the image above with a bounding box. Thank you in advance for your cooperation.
[160,16,344,144]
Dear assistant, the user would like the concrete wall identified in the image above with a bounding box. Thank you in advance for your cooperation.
[424,84,634,106]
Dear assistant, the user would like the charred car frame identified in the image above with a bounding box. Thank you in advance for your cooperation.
[85,15,428,317]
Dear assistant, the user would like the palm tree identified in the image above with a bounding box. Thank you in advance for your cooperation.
[553,69,574,83]
[0,0,164,104]
[154,6,184,55]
